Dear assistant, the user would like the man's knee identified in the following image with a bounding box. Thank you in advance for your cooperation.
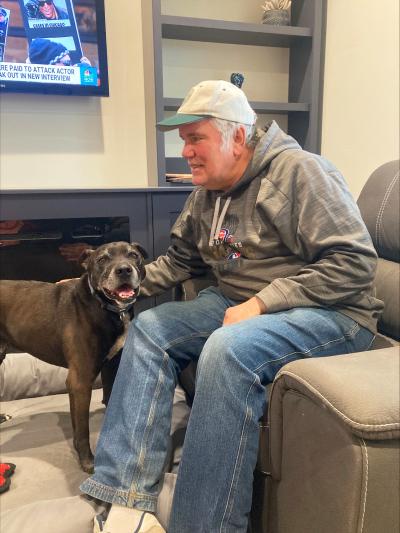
[197,326,239,373]
[131,301,185,343]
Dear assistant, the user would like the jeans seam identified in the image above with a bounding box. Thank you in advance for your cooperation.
[366,335,376,350]
[131,351,170,492]
[220,376,258,532]
[344,321,360,338]
[252,332,350,374]
[162,331,213,351]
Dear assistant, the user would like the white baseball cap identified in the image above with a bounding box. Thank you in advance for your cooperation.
[157,80,257,131]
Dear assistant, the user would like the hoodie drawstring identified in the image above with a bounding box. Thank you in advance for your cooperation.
[209,196,232,246]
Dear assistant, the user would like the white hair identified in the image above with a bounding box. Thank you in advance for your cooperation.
[210,117,258,152]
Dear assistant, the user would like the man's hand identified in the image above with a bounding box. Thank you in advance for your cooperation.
[223,296,266,326]
[59,243,92,263]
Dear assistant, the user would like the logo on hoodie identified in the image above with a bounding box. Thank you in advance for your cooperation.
[212,226,242,261]
[218,228,233,243]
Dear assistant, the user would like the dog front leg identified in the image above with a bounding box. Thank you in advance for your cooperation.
[100,351,121,406]
[66,367,95,473]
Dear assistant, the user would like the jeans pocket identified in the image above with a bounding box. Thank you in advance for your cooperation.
[335,312,374,352]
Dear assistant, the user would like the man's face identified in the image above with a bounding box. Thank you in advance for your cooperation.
[179,120,239,191]
[38,0,57,19]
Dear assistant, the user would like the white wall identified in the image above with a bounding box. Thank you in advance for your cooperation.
[0,0,150,190]
[0,0,398,194]
[321,0,399,197]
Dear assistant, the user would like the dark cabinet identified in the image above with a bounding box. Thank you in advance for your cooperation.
[0,189,192,310]
[152,191,191,305]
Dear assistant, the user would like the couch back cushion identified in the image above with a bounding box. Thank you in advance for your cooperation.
[357,160,399,340]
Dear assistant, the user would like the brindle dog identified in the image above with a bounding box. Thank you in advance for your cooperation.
[0,241,147,473]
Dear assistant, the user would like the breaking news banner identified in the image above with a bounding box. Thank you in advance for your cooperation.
[0,61,97,86]
[0,7,10,62]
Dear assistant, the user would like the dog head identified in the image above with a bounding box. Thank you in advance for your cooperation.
[81,241,147,308]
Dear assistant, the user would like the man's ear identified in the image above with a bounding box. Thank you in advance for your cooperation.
[233,125,247,156]
[79,248,95,270]
[131,242,148,260]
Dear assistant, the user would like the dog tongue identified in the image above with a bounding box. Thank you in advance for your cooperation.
[116,286,135,299]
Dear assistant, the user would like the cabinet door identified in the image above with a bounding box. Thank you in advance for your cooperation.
[152,191,191,305]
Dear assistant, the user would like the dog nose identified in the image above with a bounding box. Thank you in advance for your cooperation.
[116,264,133,277]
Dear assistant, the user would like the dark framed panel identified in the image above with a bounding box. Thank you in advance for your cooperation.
[0,189,192,310]
[151,190,191,305]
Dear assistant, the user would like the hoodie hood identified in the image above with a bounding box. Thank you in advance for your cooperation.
[208,121,301,245]
[221,120,301,198]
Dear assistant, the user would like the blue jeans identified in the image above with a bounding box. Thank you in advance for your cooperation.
[80,287,374,533]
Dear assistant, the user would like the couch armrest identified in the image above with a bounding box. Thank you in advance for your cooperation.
[269,347,400,478]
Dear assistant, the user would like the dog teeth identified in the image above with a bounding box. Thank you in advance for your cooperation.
[116,288,135,299]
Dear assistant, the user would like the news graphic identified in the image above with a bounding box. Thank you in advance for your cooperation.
[23,0,72,29]
[0,7,10,62]
[0,58,97,86]
[0,0,108,95]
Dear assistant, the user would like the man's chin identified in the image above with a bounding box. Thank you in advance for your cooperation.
[191,172,206,186]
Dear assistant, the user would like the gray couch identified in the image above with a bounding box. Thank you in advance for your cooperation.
[0,161,398,533]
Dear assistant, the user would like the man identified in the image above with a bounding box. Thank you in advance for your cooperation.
[25,0,68,21]
[80,80,383,533]
[28,38,70,66]
[28,38,91,67]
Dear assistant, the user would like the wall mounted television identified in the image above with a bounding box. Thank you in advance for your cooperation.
[0,0,109,96]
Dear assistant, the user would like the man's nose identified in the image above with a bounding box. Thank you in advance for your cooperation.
[182,143,194,159]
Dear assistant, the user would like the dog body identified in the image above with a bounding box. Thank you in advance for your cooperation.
[0,241,147,472]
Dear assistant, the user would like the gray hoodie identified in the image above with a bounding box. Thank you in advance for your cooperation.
[142,121,383,333]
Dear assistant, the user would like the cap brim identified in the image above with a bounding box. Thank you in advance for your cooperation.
[156,114,208,132]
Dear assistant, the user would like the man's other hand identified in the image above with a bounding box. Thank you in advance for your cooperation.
[223,296,266,326]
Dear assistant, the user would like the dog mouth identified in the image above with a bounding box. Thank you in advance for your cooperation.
[103,284,138,302]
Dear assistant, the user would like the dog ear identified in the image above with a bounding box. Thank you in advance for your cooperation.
[130,242,148,260]
[79,248,95,270]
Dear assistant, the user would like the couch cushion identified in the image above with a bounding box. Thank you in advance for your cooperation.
[0,386,190,532]
[1,496,105,533]
[374,257,400,340]
[0,352,102,401]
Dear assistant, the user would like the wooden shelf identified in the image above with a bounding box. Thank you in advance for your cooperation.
[161,15,312,47]
[150,0,327,186]
[164,97,309,114]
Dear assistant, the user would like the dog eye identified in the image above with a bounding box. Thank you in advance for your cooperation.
[128,251,139,259]
[97,256,107,264]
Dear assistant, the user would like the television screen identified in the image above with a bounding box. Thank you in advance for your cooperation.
[0,0,109,96]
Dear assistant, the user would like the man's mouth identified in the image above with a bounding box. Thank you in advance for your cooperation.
[103,284,137,301]
[189,163,203,172]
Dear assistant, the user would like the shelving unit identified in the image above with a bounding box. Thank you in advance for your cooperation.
[151,0,327,186]
[161,16,312,45]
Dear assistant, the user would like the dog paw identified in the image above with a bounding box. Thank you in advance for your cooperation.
[81,459,94,474]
